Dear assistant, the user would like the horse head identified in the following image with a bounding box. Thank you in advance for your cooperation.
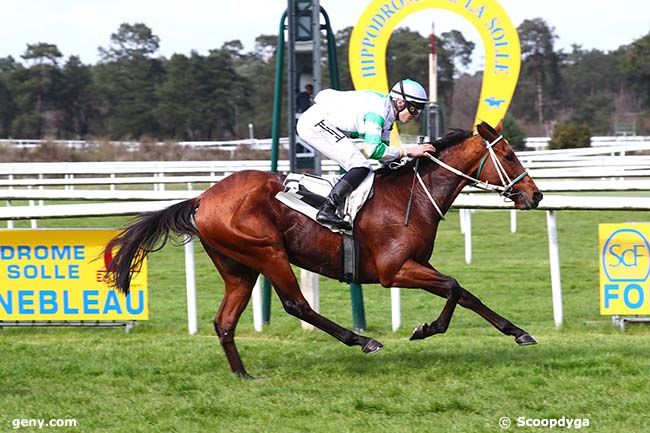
[472,120,543,210]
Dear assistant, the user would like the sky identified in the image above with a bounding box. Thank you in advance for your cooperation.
[1,0,648,70]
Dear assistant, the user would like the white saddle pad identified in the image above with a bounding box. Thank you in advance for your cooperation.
[275,172,374,233]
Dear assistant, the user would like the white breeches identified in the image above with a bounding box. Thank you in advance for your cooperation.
[296,105,371,172]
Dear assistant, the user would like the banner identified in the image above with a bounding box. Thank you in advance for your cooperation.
[349,0,520,130]
[0,229,148,321]
[599,224,650,315]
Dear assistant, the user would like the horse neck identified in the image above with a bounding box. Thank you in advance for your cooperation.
[419,134,485,214]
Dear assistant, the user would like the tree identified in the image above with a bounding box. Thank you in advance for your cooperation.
[503,115,526,151]
[222,40,245,61]
[21,43,63,66]
[156,54,194,138]
[436,30,475,120]
[11,44,64,137]
[620,31,650,110]
[98,23,160,61]
[0,56,20,136]
[559,46,622,134]
[385,28,429,91]
[238,35,280,138]
[157,48,252,141]
[334,27,354,91]
[203,48,252,139]
[512,18,562,127]
[548,122,591,149]
[95,23,163,138]
[59,56,96,137]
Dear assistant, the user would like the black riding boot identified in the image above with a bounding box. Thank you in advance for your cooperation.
[317,179,354,230]
[316,167,370,231]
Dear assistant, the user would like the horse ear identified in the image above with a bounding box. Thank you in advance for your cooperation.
[476,121,499,139]
[476,122,490,139]
[495,119,504,134]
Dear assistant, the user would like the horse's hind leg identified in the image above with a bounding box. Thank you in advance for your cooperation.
[457,287,536,345]
[262,252,383,354]
[202,242,259,378]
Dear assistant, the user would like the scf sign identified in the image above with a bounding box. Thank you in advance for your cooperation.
[599,224,650,315]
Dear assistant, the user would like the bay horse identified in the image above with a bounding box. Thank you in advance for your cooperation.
[105,120,543,378]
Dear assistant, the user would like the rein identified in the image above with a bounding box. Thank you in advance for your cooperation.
[413,134,529,220]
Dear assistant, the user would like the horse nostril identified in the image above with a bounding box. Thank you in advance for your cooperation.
[533,191,544,203]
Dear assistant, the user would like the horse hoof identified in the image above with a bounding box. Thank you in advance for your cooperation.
[515,333,537,346]
[362,339,384,354]
[235,370,255,380]
[409,323,428,340]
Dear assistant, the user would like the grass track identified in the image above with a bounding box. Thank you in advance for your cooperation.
[1,209,649,432]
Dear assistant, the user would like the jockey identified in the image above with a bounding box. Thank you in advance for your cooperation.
[296,78,436,231]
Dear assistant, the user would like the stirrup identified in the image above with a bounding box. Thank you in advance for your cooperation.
[316,208,352,230]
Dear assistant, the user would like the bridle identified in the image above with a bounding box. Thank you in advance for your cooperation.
[413,134,530,220]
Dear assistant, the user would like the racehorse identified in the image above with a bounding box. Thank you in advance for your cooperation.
[104,120,543,378]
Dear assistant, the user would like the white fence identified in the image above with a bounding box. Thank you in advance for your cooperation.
[523,135,650,151]
[3,141,650,333]
[0,137,291,154]
[3,191,650,333]
[3,134,649,154]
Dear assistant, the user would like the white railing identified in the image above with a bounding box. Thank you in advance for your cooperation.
[3,135,649,153]
[0,137,292,152]
[524,135,650,151]
[3,190,650,333]
[4,145,650,332]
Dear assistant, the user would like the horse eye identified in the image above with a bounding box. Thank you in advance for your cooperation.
[504,151,515,162]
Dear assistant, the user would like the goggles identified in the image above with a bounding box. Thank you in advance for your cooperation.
[406,104,421,116]
[406,102,425,116]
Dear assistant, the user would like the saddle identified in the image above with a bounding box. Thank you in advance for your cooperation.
[275,171,374,283]
[275,171,374,234]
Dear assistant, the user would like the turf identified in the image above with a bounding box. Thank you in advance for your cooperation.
[1,209,649,432]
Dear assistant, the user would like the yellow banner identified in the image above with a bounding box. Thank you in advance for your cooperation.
[0,229,148,321]
[599,224,650,315]
[349,0,520,129]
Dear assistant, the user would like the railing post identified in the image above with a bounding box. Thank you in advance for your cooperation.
[7,174,13,229]
[184,237,198,335]
[252,277,263,331]
[464,208,472,264]
[546,210,563,327]
[300,269,320,330]
[391,287,401,331]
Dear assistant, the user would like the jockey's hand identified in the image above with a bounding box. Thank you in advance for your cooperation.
[405,143,436,157]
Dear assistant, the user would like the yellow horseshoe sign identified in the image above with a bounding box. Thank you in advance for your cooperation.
[349,0,520,129]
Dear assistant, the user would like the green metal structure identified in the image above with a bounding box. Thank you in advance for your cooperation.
[266,1,366,332]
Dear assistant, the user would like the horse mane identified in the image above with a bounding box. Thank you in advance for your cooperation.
[375,128,474,177]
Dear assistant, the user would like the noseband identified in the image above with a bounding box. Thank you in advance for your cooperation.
[414,134,529,219]
[473,134,530,199]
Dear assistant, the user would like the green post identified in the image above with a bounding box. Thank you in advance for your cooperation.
[262,278,273,325]
[264,11,288,324]
[349,283,366,332]
[270,11,287,174]
[322,7,367,332]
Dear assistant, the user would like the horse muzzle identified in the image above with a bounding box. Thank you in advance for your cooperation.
[512,190,543,210]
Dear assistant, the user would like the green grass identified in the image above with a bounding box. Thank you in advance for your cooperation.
[1,209,650,432]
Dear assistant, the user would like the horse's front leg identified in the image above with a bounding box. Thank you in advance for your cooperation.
[386,259,537,345]
[381,259,461,340]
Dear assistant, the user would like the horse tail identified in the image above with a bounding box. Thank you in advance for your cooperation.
[104,198,200,295]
